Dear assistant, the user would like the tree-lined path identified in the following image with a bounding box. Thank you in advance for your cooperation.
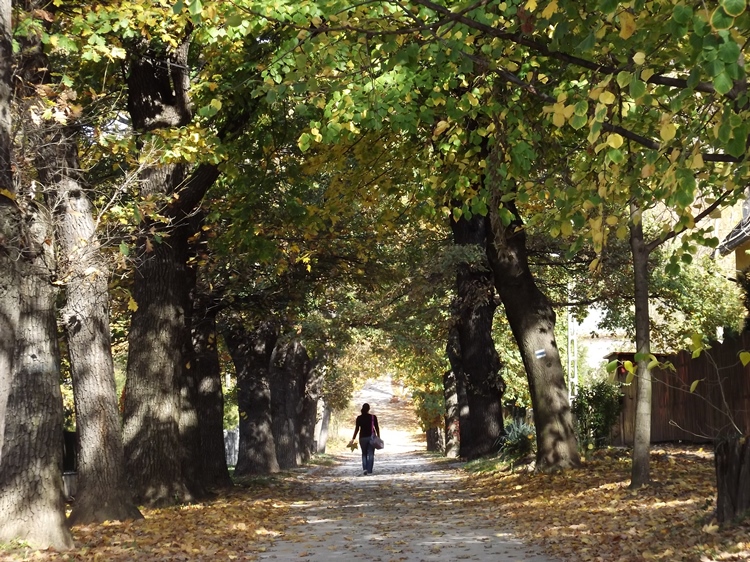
[258,376,557,562]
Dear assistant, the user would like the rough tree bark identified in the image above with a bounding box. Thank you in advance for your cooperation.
[445,326,471,457]
[223,318,280,475]
[449,212,504,459]
[715,435,750,523]
[35,126,141,524]
[0,6,71,547]
[426,427,444,452]
[0,0,15,466]
[486,186,580,471]
[299,363,322,464]
[122,164,196,505]
[178,260,209,499]
[270,339,310,470]
[192,292,232,489]
[122,36,221,505]
[314,400,331,454]
[629,201,652,488]
[443,369,460,458]
[0,203,73,549]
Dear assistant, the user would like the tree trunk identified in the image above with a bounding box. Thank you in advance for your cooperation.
[486,191,580,471]
[122,35,219,506]
[0,0,15,463]
[223,319,279,475]
[0,205,73,549]
[629,201,652,488]
[0,0,9,191]
[426,426,444,452]
[715,435,750,523]
[270,340,308,470]
[178,258,210,499]
[299,363,321,464]
[314,401,331,454]
[443,369,460,458]
[123,205,194,505]
[192,294,232,489]
[446,326,472,457]
[35,126,141,525]
[450,212,504,459]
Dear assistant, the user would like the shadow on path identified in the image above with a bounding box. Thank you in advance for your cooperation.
[258,377,559,562]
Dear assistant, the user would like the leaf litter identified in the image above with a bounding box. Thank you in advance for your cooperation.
[4,376,750,562]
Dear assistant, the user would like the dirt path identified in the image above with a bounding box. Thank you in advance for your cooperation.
[258,376,559,562]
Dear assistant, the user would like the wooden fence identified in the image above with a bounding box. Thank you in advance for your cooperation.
[611,332,750,446]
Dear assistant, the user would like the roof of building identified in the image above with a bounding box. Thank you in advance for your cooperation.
[718,216,750,257]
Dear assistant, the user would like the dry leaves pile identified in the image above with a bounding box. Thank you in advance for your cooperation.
[1,485,295,562]
[468,446,750,562]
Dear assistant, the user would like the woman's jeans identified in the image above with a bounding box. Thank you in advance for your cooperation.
[359,437,375,473]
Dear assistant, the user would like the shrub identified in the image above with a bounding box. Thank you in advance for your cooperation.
[572,379,622,450]
[496,418,536,464]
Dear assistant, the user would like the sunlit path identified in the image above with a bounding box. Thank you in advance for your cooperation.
[258,376,558,562]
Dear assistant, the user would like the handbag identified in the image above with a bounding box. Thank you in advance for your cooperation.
[370,415,384,450]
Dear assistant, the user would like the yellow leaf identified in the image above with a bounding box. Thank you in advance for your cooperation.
[691,153,704,169]
[619,11,636,39]
[552,112,566,127]
[560,222,573,236]
[525,0,538,11]
[641,163,656,177]
[433,120,450,137]
[128,297,138,312]
[740,351,750,366]
[690,379,700,393]
[633,51,646,65]
[607,133,624,148]
[541,0,559,19]
[641,68,655,81]
[599,91,616,104]
[0,188,15,201]
[605,215,619,226]
[660,123,676,141]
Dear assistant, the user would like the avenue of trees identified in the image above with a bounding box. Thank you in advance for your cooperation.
[1,0,749,549]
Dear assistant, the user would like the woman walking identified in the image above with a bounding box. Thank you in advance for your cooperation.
[350,403,380,475]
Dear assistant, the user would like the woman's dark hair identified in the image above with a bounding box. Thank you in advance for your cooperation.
[361,403,370,414]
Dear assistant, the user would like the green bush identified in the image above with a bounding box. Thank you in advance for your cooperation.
[496,418,536,463]
[572,380,622,450]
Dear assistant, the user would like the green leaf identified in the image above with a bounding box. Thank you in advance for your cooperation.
[599,0,619,14]
[607,148,625,164]
[570,114,588,130]
[576,32,596,53]
[173,0,185,15]
[711,7,735,30]
[616,71,632,88]
[721,0,746,17]
[713,70,734,95]
[297,132,311,152]
[690,379,700,393]
[119,242,130,257]
[719,39,741,63]
[673,4,693,24]
[226,14,244,27]
[606,360,619,372]
[740,351,750,366]
[189,0,203,16]
[629,79,646,100]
